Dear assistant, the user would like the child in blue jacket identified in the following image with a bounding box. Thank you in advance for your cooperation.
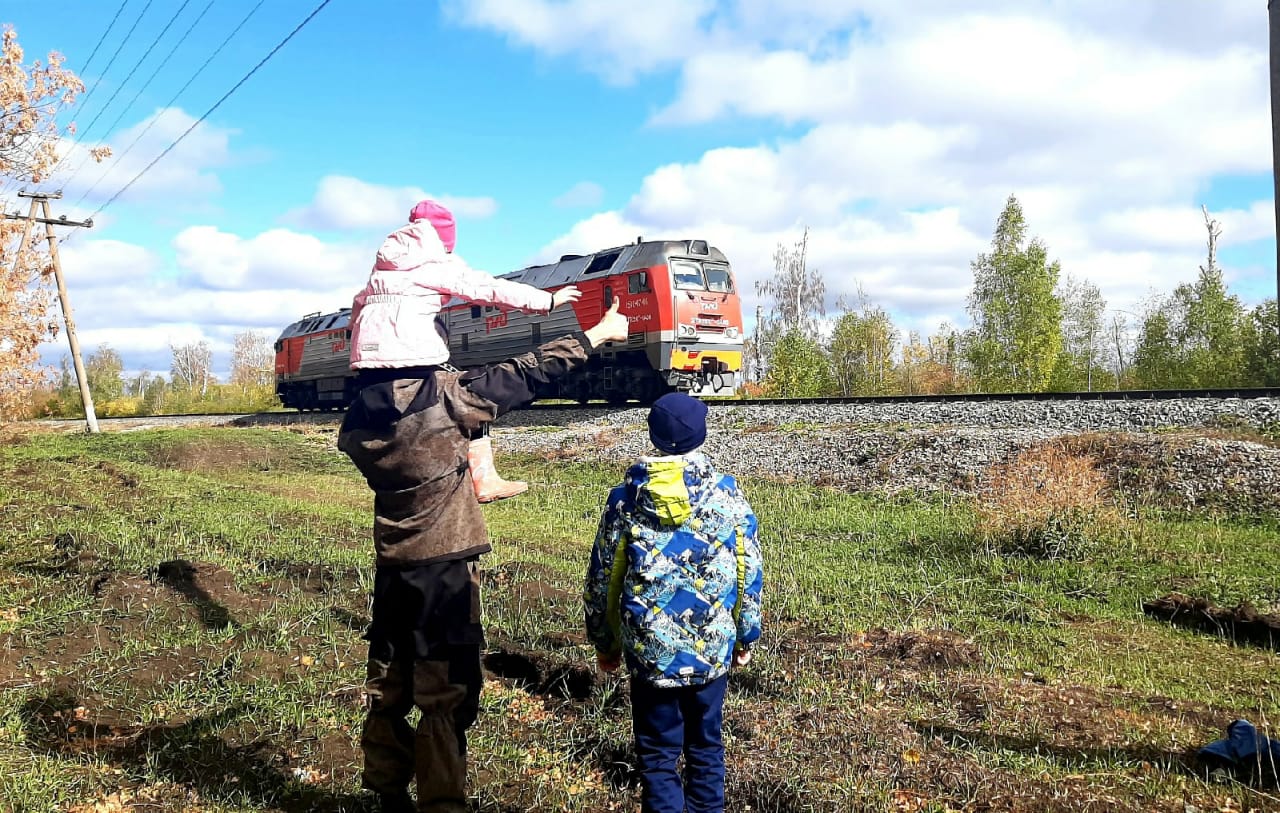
[584,392,763,813]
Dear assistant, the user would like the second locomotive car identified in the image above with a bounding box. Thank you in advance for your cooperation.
[274,238,744,409]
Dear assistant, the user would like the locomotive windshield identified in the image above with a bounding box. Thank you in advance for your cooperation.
[671,259,705,290]
[671,259,734,293]
[704,264,734,293]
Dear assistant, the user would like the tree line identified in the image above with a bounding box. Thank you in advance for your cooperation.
[30,332,278,418]
[747,196,1280,398]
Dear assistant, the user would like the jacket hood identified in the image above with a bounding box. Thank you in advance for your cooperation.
[624,451,716,527]
[374,221,448,272]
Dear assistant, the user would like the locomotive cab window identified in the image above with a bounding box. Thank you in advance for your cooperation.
[584,249,622,275]
[628,271,651,294]
[705,264,734,293]
[603,286,613,308]
[471,306,482,319]
[670,259,705,291]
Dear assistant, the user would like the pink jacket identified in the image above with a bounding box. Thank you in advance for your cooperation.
[349,221,555,369]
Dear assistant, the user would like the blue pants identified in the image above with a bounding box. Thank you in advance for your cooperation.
[630,675,728,813]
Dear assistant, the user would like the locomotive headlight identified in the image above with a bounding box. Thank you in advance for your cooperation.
[678,324,697,338]
[725,327,739,339]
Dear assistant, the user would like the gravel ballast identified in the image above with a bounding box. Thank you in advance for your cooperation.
[493,398,1280,512]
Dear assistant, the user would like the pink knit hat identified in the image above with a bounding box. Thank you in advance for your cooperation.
[409,199,456,252]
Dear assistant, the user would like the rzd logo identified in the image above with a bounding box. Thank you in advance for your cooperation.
[331,339,347,354]
[485,312,508,334]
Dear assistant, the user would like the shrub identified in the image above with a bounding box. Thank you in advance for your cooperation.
[975,443,1125,560]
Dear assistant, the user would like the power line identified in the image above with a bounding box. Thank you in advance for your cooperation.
[89,0,335,220]
[42,0,155,185]
[78,0,131,75]
[60,0,200,193]
[71,0,191,151]
[71,0,222,209]
[74,0,156,119]
[71,0,265,211]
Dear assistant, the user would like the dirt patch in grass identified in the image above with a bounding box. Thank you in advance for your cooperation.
[864,628,982,669]
[19,691,366,813]
[1143,592,1280,650]
[483,638,598,701]
[483,560,562,586]
[147,437,282,473]
[151,559,269,629]
[256,559,363,596]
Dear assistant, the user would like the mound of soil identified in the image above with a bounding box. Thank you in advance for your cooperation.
[1143,592,1280,650]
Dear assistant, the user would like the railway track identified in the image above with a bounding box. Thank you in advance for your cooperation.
[522,386,1280,410]
[29,386,1280,429]
[27,386,1280,432]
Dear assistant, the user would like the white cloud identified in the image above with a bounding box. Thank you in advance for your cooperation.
[1098,203,1276,253]
[40,225,370,376]
[441,0,720,83]
[655,16,1269,185]
[283,175,498,231]
[53,107,238,209]
[171,225,368,292]
[553,181,605,208]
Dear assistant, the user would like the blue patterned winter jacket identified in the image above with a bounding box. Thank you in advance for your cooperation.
[584,451,763,688]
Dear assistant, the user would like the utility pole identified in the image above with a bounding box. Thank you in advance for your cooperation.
[1271,0,1280,335]
[5,191,97,433]
[753,304,763,383]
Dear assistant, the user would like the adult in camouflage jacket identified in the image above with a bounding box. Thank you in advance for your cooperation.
[340,301,628,813]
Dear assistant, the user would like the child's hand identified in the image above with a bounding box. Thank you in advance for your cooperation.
[732,648,752,668]
[551,285,582,308]
[596,652,621,673]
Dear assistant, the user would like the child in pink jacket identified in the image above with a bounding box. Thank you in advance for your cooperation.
[349,199,580,501]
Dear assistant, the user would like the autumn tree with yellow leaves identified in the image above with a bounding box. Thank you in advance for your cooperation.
[0,26,104,420]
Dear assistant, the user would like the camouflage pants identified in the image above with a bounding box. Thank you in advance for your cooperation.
[361,648,482,812]
[361,558,485,812]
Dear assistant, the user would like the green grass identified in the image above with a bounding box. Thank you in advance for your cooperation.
[1,427,1278,812]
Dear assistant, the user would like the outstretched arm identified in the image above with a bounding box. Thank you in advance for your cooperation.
[442,299,630,429]
[431,256,582,314]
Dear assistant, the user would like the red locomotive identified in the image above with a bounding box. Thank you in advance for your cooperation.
[274,238,745,409]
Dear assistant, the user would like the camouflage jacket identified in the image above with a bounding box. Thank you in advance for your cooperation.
[584,451,763,688]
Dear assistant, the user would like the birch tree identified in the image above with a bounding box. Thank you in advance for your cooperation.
[170,340,214,396]
[229,330,273,392]
[828,292,898,396]
[964,196,1064,392]
[753,228,826,384]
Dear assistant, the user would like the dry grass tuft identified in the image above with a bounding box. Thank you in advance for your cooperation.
[975,443,1126,560]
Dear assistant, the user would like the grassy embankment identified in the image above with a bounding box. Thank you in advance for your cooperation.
[1,427,1277,812]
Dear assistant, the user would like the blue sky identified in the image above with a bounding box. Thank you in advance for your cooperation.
[3,0,1276,376]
